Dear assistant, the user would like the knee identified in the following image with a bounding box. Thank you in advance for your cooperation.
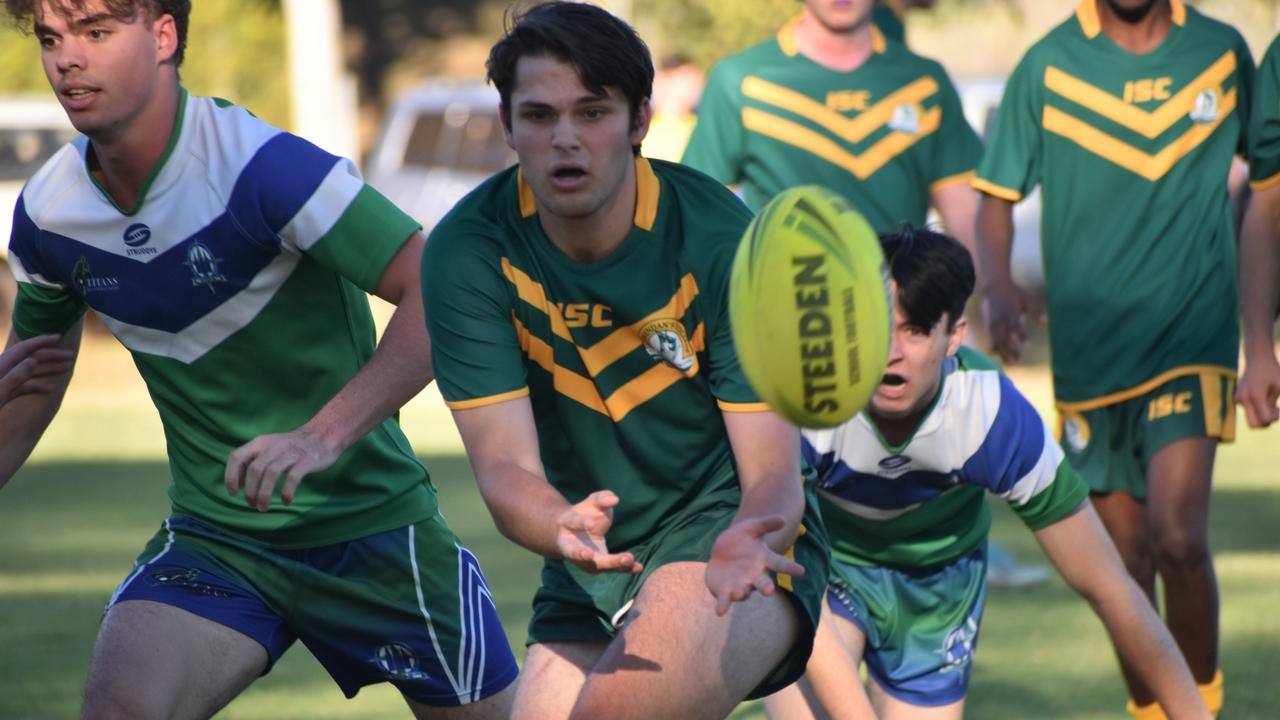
[1151,526,1211,575]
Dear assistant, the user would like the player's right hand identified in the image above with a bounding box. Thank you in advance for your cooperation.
[1237,352,1280,428]
[982,280,1043,365]
[0,334,74,407]
[556,490,642,575]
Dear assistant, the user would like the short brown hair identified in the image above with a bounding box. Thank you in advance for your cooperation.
[4,0,192,66]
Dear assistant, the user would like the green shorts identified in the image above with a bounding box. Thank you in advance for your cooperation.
[526,486,831,700]
[109,514,518,706]
[1056,368,1236,499]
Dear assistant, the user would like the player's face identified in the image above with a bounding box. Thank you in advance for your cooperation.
[503,55,650,225]
[869,292,966,421]
[34,0,175,139]
[803,0,875,34]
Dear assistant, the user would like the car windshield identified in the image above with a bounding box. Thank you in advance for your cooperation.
[0,127,76,182]
[402,104,514,174]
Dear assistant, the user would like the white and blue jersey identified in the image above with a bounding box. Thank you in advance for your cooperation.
[7,89,434,548]
[803,347,1089,568]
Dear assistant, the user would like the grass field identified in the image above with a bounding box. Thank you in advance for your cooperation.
[2,335,1278,719]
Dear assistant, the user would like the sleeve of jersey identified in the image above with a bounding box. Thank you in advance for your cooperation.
[927,69,984,192]
[235,132,420,293]
[703,228,766,413]
[8,195,88,339]
[973,52,1044,203]
[421,222,528,410]
[680,63,746,185]
[962,374,1088,530]
[1248,37,1280,188]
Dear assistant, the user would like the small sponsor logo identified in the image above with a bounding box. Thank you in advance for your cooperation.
[888,103,920,134]
[941,616,979,672]
[184,241,226,292]
[144,568,233,598]
[123,222,151,247]
[374,643,431,680]
[72,256,120,294]
[639,318,695,372]
[878,455,911,470]
[1189,88,1220,124]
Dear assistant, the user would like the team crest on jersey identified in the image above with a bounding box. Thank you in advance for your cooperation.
[72,256,120,294]
[888,103,921,134]
[184,241,226,292]
[1061,412,1090,453]
[1189,88,1221,124]
[374,643,431,681]
[640,318,695,372]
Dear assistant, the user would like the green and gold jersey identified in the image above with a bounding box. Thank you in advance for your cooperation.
[975,0,1251,406]
[423,158,766,551]
[682,17,982,231]
[1248,34,1280,188]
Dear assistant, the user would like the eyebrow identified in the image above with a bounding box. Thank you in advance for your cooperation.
[34,12,115,34]
[516,94,612,109]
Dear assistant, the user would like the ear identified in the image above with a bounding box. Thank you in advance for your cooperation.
[154,13,178,64]
[946,315,967,357]
[630,97,653,146]
[500,104,516,150]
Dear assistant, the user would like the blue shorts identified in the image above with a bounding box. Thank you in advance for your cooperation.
[826,546,988,707]
[108,515,518,706]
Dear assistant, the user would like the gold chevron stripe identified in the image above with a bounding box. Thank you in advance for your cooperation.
[742,75,938,144]
[1041,88,1234,182]
[742,105,940,180]
[514,316,610,415]
[1044,51,1236,139]
[578,273,699,374]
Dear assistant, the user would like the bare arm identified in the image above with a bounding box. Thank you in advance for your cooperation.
[931,180,980,268]
[1237,183,1280,428]
[451,396,640,574]
[1034,503,1210,719]
[225,232,435,510]
[0,322,83,487]
[976,193,1040,364]
[705,410,806,615]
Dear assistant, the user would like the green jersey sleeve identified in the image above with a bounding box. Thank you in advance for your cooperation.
[682,62,747,185]
[928,67,984,190]
[304,184,421,294]
[1249,35,1280,187]
[974,50,1045,202]
[422,217,528,409]
[1007,460,1090,531]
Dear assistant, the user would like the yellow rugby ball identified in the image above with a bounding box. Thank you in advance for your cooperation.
[729,186,891,428]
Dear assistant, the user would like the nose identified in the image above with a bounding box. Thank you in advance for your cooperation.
[54,36,86,73]
[886,329,905,364]
[550,115,580,151]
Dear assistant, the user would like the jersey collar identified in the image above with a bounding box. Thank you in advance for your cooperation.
[517,155,660,231]
[85,86,189,217]
[776,15,886,57]
[1075,0,1185,40]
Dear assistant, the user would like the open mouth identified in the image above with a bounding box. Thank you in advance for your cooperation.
[553,167,586,180]
[881,373,907,387]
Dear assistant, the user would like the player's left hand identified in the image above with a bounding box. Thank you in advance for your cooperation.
[224,428,341,511]
[1237,352,1280,428]
[705,515,805,617]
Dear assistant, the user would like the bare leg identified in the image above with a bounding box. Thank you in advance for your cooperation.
[1146,437,1219,684]
[81,600,268,720]
[570,561,801,720]
[510,641,606,720]
[764,599,873,720]
[868,676,964,720]
[407,682,518,719]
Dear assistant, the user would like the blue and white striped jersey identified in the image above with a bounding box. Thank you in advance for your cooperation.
[803,347,1088,567]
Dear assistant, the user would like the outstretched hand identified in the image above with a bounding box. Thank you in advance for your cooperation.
[0,334,74,406]
[225,427,340,511]
[705,515,805,617]
[557,490,642,575]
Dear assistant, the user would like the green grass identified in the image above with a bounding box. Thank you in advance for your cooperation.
[3,340,1278,718]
